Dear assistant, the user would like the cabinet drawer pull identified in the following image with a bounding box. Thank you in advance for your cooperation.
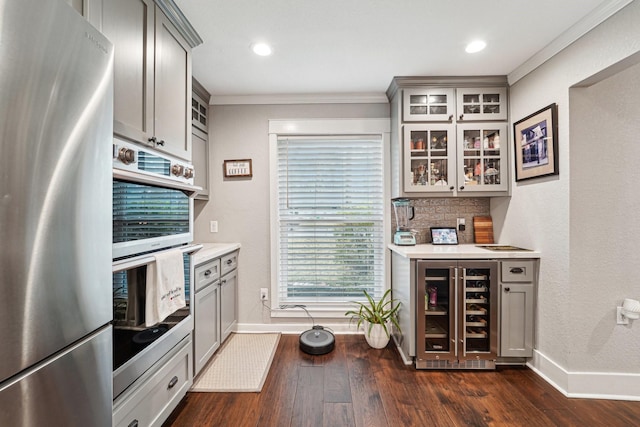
[157,139,165,146]
[148,136,156,144]
[128,420,139,427]
[168,375,178,389]
[509,267,524,274]
[504,287,511,292]
[226,259,234,265]
[204,270,211,277]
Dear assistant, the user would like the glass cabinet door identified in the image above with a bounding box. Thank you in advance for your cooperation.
[404,124,455,193]
[456,87,507,121]
[417,262,456,362]
[457,123,508,193]
[459,263,498,361]
[403,88,455,122]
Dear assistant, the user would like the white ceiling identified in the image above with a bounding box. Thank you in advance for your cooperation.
[174,0,621,99]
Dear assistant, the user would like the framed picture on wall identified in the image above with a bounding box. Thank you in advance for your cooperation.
[223,159,253,178]
[513,103,559,182]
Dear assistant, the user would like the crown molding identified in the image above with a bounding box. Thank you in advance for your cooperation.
[209,92,389,106]
[508,0,633,84]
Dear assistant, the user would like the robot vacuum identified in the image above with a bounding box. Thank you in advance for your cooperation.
[299,325,335,355]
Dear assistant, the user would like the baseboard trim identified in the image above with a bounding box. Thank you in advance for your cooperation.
[236,322,361,335]
[528,349,640,401]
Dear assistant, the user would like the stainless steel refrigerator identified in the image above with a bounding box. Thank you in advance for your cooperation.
[0,0,114,425]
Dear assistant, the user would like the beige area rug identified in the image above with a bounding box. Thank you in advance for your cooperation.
[191,333,281,392]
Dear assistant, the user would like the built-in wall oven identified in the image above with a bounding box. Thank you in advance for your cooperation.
[112,137,198,259]
[112,138,201,399]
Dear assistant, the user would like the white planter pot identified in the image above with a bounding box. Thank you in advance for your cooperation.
[364,321,390,349]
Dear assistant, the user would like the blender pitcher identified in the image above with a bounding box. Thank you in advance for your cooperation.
[392,198,416,245]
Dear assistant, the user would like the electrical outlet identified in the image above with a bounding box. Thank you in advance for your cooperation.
[260,288,269,301]
[457,218,466,232]
[210,220,218,233]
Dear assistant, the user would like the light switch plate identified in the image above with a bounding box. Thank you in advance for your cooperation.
[210,220,218,233]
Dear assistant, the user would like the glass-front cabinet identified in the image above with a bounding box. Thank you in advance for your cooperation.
[416,260,498,369]
[457,123,508,193]
[403,124,455,193]
[456,87,507,121]
[403,88,455,122]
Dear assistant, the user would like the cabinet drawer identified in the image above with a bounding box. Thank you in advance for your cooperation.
[221,250,238,276]
[113,337,192,427]
[195,258,220,291]
[501,261,535,282]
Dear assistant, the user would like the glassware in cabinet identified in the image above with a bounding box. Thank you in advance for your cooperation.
[456,87,507,121]
[457,123,508,193]
[404,124,455,193]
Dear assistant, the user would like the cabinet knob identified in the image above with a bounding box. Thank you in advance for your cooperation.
[148,136,157,144]
[459,114,464,120]
[459,186,465,191]
[448,114,453,121]
[504,287,511,292]
[157,139,165,146]
[128,420,139,427]
[449,186,454,191]
[510,267,524,274]
[168,375,178,389]
[226,259,233,265]
[204,270,211,277]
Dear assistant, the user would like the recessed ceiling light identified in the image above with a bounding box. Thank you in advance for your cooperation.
[251,42,272,56]
[465,40,486,54]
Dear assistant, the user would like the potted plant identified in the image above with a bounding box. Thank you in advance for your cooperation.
[345,289,401,349]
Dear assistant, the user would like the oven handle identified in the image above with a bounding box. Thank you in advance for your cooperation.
[113,243,204,272]
[113,168,202,197]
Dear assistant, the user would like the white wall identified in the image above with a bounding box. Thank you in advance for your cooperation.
[495,1,640,398]
[194,103,389,331]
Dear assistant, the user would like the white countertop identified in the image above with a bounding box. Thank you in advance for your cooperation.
[192,242,241,265]
[389,243,540,259]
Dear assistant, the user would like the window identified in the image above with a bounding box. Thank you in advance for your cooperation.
[269,119,390,315]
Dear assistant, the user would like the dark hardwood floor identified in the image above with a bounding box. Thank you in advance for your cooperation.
[164,334,640,427]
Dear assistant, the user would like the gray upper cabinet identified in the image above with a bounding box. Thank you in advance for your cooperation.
[192,78,210,200]
[102,0,192,161]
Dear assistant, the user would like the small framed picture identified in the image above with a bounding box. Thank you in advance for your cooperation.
[223,159,252,178]
[513,103,559,182]
[430,227,458,245]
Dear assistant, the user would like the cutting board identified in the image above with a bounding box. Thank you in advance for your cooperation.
[473,216,494,244]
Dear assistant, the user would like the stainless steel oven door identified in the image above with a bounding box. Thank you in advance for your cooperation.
[112,178,194,259]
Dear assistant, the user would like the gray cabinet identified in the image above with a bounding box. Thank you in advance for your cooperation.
[192,250,238,375]
[192,78,210,200]
[499,260,536,357]
[387,76,510,198]
[193,258,220,376]
[102,0,192,161]
[220,251,239,342]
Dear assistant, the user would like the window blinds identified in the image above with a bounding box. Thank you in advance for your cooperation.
[276,136,384,303]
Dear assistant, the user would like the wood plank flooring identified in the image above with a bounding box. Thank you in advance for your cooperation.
[163,334,640,427]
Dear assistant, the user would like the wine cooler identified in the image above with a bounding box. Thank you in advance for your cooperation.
[416,260,498,369]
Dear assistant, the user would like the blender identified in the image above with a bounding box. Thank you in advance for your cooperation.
[392,198,416,246]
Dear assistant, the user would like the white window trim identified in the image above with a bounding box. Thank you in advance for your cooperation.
[268,118,391,318]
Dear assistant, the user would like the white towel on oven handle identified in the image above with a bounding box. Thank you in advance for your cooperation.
[145,249,186,327]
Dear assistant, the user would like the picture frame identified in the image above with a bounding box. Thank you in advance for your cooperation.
[223,159,253,178]
[513,103,559,182]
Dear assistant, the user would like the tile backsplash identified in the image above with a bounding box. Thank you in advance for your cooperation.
[392,198,490,244]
